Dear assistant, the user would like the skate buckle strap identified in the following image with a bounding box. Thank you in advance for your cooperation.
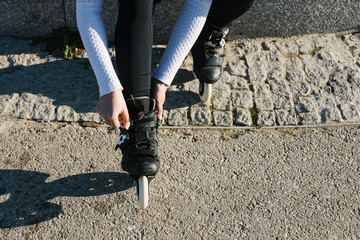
[118,134,128,145]
[115,133,128,151]
[208,27,229,48]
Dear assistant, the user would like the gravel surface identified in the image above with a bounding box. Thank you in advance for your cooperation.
[1,115,359,239]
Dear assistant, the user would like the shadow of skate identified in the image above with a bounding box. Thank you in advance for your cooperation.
[164,90,200,110]
[0,170,133,228]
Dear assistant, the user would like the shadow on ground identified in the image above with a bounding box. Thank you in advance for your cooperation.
[0,47,198,114]
[0,170,133,228]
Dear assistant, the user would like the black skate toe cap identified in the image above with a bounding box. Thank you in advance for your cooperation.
[122,159,160,176]
[199,67,222,83]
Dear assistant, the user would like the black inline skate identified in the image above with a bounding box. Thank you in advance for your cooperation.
[191,26,229,102]
[115,96,160,208]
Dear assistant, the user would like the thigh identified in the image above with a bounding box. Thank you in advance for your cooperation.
[208,0,254,27]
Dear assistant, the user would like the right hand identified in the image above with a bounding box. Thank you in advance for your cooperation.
[151,78,169,120]
[96,89,130,129]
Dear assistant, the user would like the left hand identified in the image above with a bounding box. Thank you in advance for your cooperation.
[151,78,169,120]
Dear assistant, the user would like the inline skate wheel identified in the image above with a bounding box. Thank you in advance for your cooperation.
[199,81,212,103]
[136,176,149,209]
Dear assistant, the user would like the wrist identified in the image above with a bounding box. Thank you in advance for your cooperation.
[152,77,169,88]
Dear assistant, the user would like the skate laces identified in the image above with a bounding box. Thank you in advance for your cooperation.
[205,27,229,58]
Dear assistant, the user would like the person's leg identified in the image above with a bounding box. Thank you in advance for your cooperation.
[115,0,154,99]
[205,0,255,33]
[192,0,254,84]
[115,0,160,177]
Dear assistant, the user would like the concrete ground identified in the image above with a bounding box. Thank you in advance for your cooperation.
[0,115,360,239]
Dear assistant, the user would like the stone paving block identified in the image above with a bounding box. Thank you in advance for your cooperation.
[33,104,56,121]
[286,57,304,70]
[235,108,252,126]
[224,42,246,58]
[0,97,11,114]
[267,78,289,94]
[190,107,211,125]
[212,84,233,110]
[268,67,286,82]
[213,111,233,127]
[338,103,360,122]
[168,108,188,126]
[347,68,360,86]
[294,97,318,113]
[229,77,249,90]
[78,112,103,123]
[0,56,10,69]
[14,101,34,120]
[213,84,231,99]
[335,93,357,105]
[312,86,333,97]
[246,52,267,83]
[329,71,352,96]
[246,51,285,83]
[303,59,329,87]
[231,91,253,109]
[55,106,79,122]
[298,112,321,125]
[286,69,306,83]
[290,82,312,96]
[213,99,232,111]
[221,71,234,84]
[330,39,355,62]
[316,96,337,108]
[161,110,169,126]
[313,36,332,48]
[295,36,314,54]
[255,98,274,111]
[331,69,348,82]
[260,41,277,51]
[272,93,294,109]
[227,60,247,76]
[257,111,276,126]
[253,83,272,98]
[319,108,343,123]
[275,109,297,126]
[164,91,198,110]
[275,39,299,55]
[315,50,345,74]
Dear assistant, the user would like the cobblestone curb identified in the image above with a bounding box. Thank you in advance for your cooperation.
[0,32,359,127]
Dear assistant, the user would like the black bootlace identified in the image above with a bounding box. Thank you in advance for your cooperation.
[205,28,229,58]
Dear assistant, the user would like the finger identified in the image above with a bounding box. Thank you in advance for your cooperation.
[110,116,121,129]
[157,100,163,121]
[121,108,130,130]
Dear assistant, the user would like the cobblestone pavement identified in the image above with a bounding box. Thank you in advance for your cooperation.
[1,32,359,127]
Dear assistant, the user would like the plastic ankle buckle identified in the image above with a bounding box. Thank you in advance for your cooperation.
[118,134,127,145]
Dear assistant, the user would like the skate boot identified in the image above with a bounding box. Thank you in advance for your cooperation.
[191,26,229,102]
[116,96,160,177]
[115,96,160,209]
